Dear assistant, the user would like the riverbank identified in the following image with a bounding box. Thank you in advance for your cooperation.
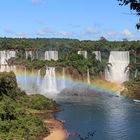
[41,112,68,140]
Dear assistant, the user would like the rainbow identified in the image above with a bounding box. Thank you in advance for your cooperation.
[13,66,122,97]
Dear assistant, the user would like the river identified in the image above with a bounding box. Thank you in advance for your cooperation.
[54,92,140,140]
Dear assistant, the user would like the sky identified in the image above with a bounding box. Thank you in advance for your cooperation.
[0,0,140,41]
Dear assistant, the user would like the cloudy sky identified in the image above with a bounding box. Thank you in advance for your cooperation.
[0,0,140,40]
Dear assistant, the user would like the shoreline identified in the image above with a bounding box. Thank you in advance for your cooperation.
[42,111,68,140]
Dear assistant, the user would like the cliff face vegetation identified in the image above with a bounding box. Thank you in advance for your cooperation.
[122,73,140,100]
[0,72,57,140]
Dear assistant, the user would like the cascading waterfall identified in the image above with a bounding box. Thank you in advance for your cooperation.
[0,50,16,72]
[9,65,16,72]
[0,65,16,72]
[135,69,138,78]
[0,50,16,65]
[93,51,101,61]
[25,51,33,60]
[105,51,130,84]
[78,51,87,59]
[87,69,90,84]
[14,66,27,92]
[36,69,41,85]
[41,67,58,93]
[44,51,58,61]
[3,65,65,95]
[18,68,40,94]
[44,51,49,60]
[0,51,7,65]
[62,67,66,89]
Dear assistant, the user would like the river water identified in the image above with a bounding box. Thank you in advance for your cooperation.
[54,92,140,140]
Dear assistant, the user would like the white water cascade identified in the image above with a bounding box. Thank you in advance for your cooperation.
[78,51,87,59]
[0,50,16,65]
[41,67,58,94]
[62,67,66,89]
[93,51,101,61]
[105,51,130,84]
[87,69,90,84]
[25,51,34,60]
[10,66,67,95]
[0,65,16,72]
[36,69,41,85]
[44,51,58,61]
[0,50,16,72]
[135,69,138,78]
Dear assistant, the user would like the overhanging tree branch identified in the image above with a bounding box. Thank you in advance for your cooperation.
[118,0,140,29]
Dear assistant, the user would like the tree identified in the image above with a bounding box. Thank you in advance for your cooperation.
[122,72,140,99]
[118,0,140,29]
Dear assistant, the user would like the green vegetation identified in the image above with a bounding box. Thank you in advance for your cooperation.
[122,73,140,100]
[14,51,109,77]
[122,51,140,100]
[0,72,57,140]
[0,37,140,52]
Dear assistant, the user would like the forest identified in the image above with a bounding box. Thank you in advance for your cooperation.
[0,37,140,52]
[0,72,57,140]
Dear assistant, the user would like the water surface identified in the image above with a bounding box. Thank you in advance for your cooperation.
[55,93,140,140]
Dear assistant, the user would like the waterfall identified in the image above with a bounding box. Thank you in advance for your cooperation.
[44,51,49,60]
[6,51,16,61]
[78,51,87,59]
[93,51,101,61]
[134,69,138,78]
[105,51,130,84]
[13,66,28,93]
[36,69,41,85]
[0,51,6,65]
[44,51,58,61]
[87,69,90,84]
[0,50,16,65]
[26,51,33,60]
[62,67,66,89]
[8,65,16,72]
[5,66,60,95]
[23,67,26,86]
[41,67,58,93]
[25,50,40,60]
[0,50,16,72]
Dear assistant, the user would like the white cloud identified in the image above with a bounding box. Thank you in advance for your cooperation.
[3,28,27,38]
[105,31,118,40]
[103,29,135,41]
[121,29,134,39]
[36,27,73,38]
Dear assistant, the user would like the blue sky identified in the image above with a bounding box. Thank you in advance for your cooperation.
[0,0,140,40]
